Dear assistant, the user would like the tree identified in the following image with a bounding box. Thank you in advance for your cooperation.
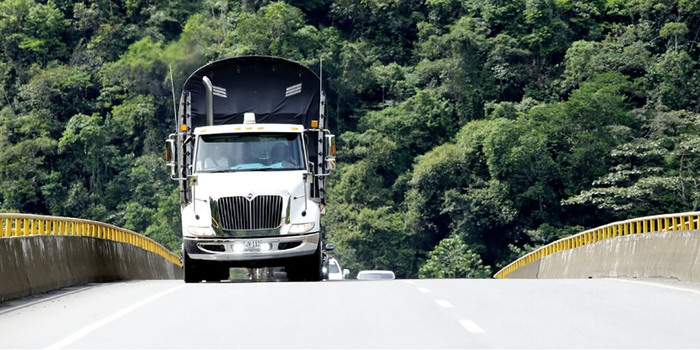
[564,109,700,217]
[358,88,456,181]
[99,36,168,97]
[419,15,495,122]
[403,126,489,263]
[17,64,97,131]
[418,235,492,279]
[324,204,415,278]
[541,72,639,197]
[521,0,572,62]
[0,107,57,213]
[558,35,651,95]
[660,22,689,51]
[57,113,119,213]
[143,186,182,253]
[224,2,322,62]
[330,0,423,62]
[646,50,698,112]
[0,0,68,67]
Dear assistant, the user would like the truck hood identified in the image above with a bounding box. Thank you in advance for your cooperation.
[192,171,307,201]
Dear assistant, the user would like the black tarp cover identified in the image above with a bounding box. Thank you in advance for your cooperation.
[182,56,321,129]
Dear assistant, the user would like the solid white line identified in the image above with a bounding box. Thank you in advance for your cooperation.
[435,299,453,308]
[0,285,97,316]
[459,319,485,333]
[45,284,185,350]
[611,278,700,295]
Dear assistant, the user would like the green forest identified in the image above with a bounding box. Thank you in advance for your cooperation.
[0,0,698,278]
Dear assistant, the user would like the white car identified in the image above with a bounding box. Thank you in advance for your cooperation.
[356,270,395,280]
[326,258,349,280]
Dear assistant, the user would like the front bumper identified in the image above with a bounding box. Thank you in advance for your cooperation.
[184,232,319,264]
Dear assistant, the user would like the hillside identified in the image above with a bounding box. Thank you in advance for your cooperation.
[0,0,698,277]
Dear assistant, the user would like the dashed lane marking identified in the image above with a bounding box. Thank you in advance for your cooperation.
[435,299,453,308]
[459,319,485,333]
[411,283,485,334]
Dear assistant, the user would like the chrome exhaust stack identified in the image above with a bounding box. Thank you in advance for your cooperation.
[202,76,214,126]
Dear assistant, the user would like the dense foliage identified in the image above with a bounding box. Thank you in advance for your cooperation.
[1,0,698,278]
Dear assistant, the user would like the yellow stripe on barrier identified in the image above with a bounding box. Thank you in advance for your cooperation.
[0,213,181,267]
[494,212,700,279]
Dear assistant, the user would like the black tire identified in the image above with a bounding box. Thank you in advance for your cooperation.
[286,242,322,282]
[321,253,330,280]
[305,243,322,281]
[183,252,201,283]
[204,264,230,282]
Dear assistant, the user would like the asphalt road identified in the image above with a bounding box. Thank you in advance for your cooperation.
[1,278,700,349]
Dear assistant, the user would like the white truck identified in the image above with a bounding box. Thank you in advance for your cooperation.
[165,56,336,282]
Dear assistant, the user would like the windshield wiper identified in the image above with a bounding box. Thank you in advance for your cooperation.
[249,168,276,171]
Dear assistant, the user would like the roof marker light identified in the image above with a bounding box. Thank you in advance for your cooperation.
[244,112,256,124]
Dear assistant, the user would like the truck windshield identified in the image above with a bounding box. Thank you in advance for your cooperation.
[195,133,305,173]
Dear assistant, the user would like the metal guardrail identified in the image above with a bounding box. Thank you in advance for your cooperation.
[494,212,700,279]
[0,213,182,267]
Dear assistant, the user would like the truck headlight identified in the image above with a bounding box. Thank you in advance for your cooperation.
[186,226,216,237]
[289,222,315,234]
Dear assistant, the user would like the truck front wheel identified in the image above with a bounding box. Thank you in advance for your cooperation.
[285,243,322,282]
[204,263,230,282]
[183,252,202,283]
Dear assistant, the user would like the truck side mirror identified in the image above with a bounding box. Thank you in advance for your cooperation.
[165,138,176,177]
[324,134,336,172]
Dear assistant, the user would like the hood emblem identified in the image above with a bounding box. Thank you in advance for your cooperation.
[247,193,254,201]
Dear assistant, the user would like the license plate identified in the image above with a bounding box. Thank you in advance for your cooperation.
[244,240,262,251]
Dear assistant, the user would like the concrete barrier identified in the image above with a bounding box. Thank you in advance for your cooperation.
[0,236,182,303]
[505,258,541,279]
[519,230,700,281]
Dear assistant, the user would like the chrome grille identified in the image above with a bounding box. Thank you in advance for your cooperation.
[217,195,283,230]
